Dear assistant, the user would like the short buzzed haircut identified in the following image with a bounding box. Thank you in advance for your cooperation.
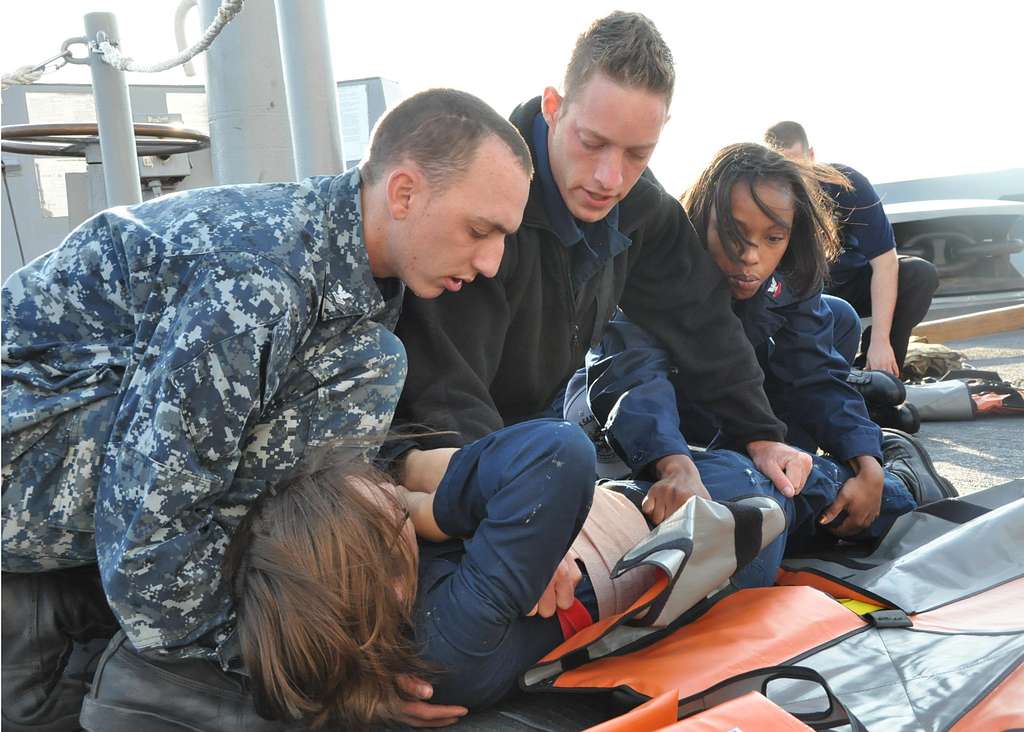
[564,11,675,108]
[765,121,810,152]
[361,88,533,190]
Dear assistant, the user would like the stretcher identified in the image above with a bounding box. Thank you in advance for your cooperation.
[453,479,1024,731]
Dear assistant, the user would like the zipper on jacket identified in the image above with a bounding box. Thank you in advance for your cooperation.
[555,244,582,363]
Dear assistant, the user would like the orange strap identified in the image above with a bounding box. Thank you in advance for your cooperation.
[585,691,678,732]
[666,692,812,731]
[585,692,813,732]
[554,587,865,700]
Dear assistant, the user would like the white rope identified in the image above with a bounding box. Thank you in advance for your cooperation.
[2,65,47,90]
[95,0,244,73]
[2,48,73,91]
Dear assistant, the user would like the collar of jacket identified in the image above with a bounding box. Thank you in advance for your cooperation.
[733,274,814,347]
[321,167,399,322]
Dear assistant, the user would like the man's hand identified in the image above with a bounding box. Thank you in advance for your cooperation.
[818,456,884,537]
[399,448,459,494]
[746,441,813,498]
[866,248,900,376]
[865,339,900,377]
[642,454,710,525]
[527,548,582,618]
[397,676,467,727]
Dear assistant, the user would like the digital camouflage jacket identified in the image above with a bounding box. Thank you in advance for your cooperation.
[1,168,406,661]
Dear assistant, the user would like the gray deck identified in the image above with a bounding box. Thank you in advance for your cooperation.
[914,328,1024,495]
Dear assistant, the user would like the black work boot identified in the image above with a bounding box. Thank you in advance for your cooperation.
[881,428,958,505]
[79,632,302,732]
[869,402,921,433]
[847,368,907,407]
[1,567,119,732]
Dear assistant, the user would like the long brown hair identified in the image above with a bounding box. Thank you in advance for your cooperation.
[682,142,849,297]
[224,463,429,729]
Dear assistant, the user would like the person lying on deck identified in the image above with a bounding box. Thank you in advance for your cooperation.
[225,416,948,729]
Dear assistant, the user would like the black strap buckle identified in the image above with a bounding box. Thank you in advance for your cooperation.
[866,609,913,628]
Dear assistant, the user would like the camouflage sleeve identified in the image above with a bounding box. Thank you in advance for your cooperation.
[94,253,310,651]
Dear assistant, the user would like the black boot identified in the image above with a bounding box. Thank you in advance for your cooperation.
[847,368,906,407]
[869,402,921,433]
[881,428,958,505]
[1,567,119,732]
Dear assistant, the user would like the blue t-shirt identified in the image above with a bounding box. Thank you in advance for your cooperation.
[824,164,896,286]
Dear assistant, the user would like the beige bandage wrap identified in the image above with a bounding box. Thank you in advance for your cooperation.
[571,486,659,619]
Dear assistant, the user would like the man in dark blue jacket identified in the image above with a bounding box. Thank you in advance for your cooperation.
[764,121,938,375]
[393,13,814,511]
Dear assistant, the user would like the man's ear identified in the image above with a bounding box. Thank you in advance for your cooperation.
[385,168,417,220]
[541,86,564,126]
[807,146,816,162]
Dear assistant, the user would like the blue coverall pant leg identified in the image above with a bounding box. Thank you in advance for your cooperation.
[689,450,916,587]
[415,420,598,709]
[822,294,862,366]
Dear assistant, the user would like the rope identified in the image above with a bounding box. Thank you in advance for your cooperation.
[94,0,244,73]
[2,51,71,91]
[2,65,46,90]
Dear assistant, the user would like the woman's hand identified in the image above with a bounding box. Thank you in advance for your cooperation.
[527,548,582,618]
[396,676,467,727]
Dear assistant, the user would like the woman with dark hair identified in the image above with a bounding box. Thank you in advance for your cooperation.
[566,143,903,541]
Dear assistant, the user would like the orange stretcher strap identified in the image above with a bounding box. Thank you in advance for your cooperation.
[538,572,669,663]
[554,586,865,700]
[776,569,892,608]
[585,691,814,732]
[585,691,678,732]
[666,692,812,732]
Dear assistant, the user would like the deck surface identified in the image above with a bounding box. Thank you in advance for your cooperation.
[915,328,1024,495]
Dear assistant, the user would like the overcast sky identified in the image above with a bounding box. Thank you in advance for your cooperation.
[3,0,1021,196]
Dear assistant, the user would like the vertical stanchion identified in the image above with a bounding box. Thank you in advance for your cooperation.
[274,0,345,178]
[199,0,294,184]
[84,12,142,206]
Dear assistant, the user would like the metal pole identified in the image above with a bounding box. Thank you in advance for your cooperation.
[84,12,142,206]
[84,143,109,214]
[198,0,294,184]
[274,0,345,178]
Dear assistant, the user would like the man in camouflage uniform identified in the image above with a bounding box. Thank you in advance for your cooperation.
[1,88,532,731]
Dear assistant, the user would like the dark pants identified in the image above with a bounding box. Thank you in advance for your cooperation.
[826,255,938,370]
[416,421,596,709]
[1,567,118,732]
[822,294,862,366]
[689,450,916,587]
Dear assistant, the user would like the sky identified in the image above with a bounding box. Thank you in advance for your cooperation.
[2,0,1022,196]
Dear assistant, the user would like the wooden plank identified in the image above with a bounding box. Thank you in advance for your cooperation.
[913,304,1024,342]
